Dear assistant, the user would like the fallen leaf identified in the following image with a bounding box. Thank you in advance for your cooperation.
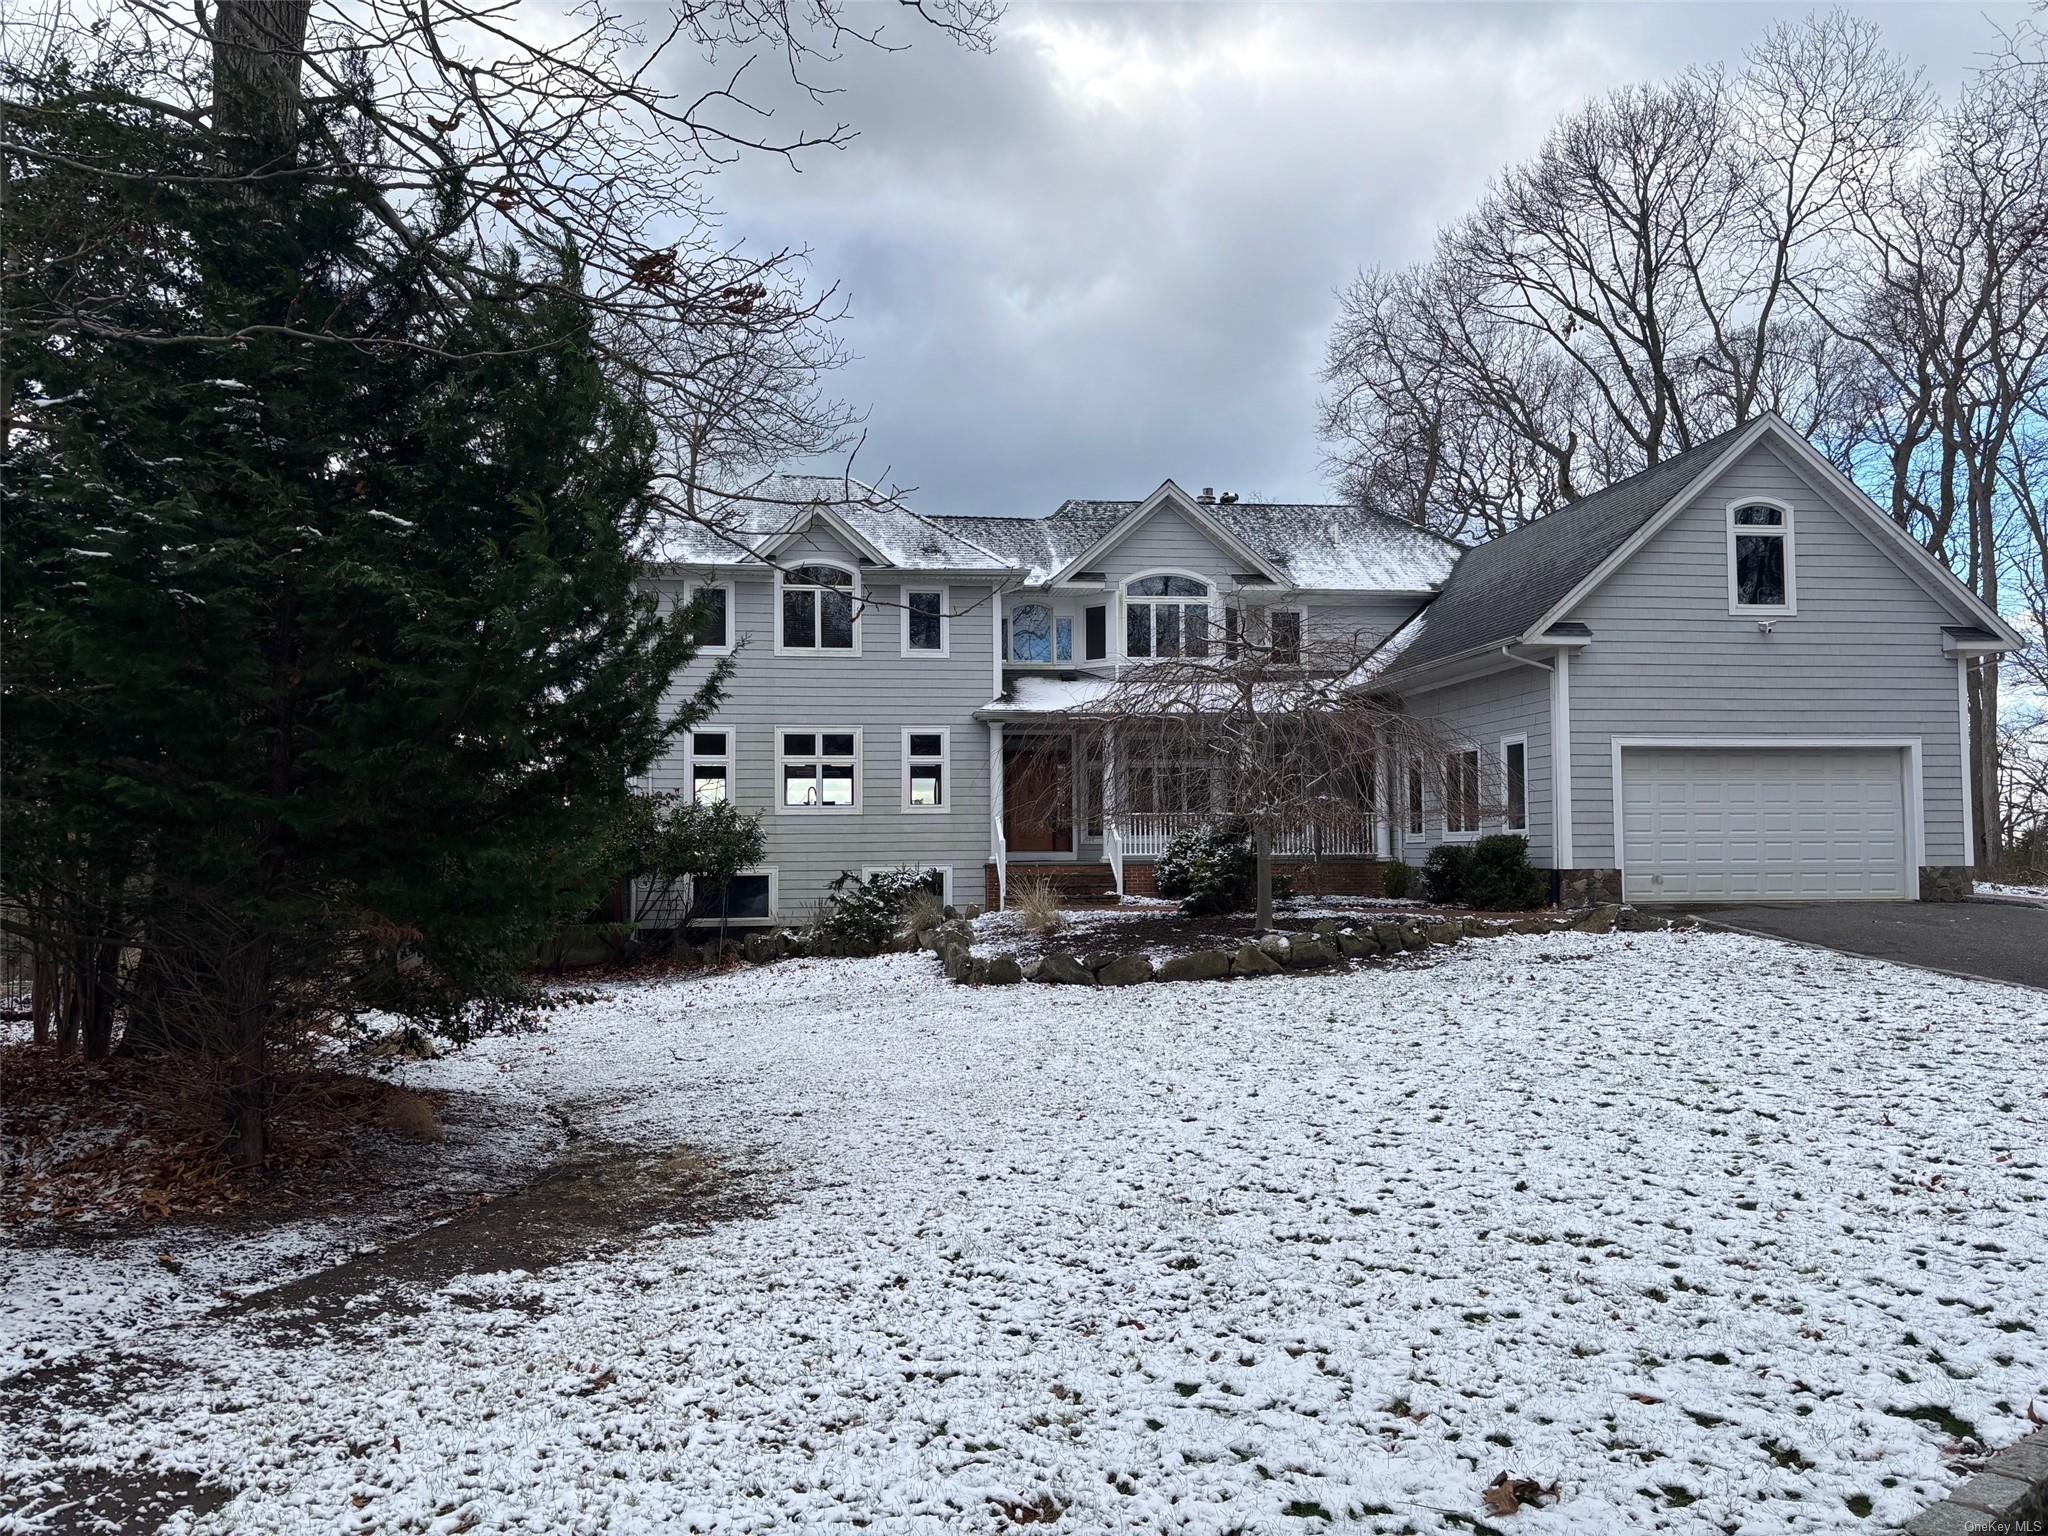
[1626,1392,1664,1405]
[155,1251,181,1274]
[1482,1473,1560,1515]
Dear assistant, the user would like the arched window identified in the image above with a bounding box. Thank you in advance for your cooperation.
[1009,602,1054,662]
[779,562,860,652]
[1124,574,1213,659]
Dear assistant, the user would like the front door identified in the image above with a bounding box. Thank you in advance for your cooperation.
[1004,741,1074,853]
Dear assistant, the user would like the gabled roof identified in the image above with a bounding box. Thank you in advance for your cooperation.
[1044,481,1291,587]
[1380,425,1749,679]
[649,473,1463,594]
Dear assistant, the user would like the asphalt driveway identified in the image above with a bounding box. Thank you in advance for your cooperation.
[1694,899,2048,990]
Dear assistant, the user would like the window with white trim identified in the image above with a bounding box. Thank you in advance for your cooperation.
[1500,736,1528,833]
[695,867,776,924]
[903,729,949,811]
[1124,574,1213,659]
[780,729,860,810]
[682,581,733,653]
[1222,607,1243,660]
[1729,502,1793,613]
[1008,601,1073,663]
[1407,763,1424,835]
[904,588,948,656]
[1444,748,1481,837]
[686,729,731,805]
[863,865,952,906]
[779,563,860,652]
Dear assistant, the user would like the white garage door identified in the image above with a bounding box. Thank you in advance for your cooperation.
[1620,746,1910,903]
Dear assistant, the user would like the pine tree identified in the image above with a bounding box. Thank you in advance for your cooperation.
[3,66,723,1164]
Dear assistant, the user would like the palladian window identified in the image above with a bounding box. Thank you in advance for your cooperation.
[1124,575,1212,659]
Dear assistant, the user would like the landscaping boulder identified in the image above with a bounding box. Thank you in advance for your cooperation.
[931,919,974,953]
[940,943,974,981]
[1336,929,1380,959]
[1508,915,1554,934]
[1616,907,1672,933]
[1282,935,1337,968]
[1037,952,1097,986]
[1419,920,1461,947]
[1157,949,1232,983]
[1572,903,1621,935]
[1257,932,1292,960]
[1019,956,1044,981]
[970,954,1024,985]
[1398,922,1428,951]
[1096,953,1155,987]
[1231,944,1283,975]
[1371,922,1406,953]
[1312,918,1343,938]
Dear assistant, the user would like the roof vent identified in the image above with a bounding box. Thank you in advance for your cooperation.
[1197,486,1215,504]
[1219,491,1239,505]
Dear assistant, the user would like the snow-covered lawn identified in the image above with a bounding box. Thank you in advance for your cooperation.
[1978,879,2048,901]
[5,930,2046,1534]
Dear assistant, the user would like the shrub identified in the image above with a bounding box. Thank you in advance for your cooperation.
[902,888,948,936]
[1420,843,1471,905]
[1382,859,1415,900]
[1013,875,1066,935]
[1460,834,1548,910]
[1156,818,1295,917]
[812,868,942,955]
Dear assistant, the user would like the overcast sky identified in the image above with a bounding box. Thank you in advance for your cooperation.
[706,2,2028,517]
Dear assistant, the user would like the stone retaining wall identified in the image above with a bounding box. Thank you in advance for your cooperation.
[1904,1428,2048,1533]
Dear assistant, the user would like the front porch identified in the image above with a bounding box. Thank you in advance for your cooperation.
[985,724,1388,907]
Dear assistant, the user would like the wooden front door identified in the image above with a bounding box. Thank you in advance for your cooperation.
[1004,741,1073,853]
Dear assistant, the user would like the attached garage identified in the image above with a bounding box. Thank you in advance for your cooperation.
[1617,743,1916,903]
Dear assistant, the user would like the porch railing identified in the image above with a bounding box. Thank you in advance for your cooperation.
[1114,812,1375,861]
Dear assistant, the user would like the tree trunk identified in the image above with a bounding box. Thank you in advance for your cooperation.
[226,940,273,1170]
[1254,823,1274,931]
[1970,658,2001,875]
[210,1,313,159]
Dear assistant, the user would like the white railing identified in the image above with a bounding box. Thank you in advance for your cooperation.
[1113,813,1374,861]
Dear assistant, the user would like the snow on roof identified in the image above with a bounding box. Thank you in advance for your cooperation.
[649,477,1462,594]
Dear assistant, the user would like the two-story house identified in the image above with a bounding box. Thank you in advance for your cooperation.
[646,414,2016,924]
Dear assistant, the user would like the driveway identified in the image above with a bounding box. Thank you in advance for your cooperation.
[1694,899,2048,990]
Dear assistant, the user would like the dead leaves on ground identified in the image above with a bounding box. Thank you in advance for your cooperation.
[1482,1472,1561,1516]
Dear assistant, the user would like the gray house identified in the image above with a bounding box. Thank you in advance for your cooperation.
[646,413,2016,923]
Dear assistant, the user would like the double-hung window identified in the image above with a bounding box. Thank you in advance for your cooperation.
[1500,737,1528,833]
[779,563,860,652]
[904,588,948,656]
[1124,575,1212,659]
[1407,763,1425,835]
[903,730,949,811]
[1444,749,1481,837]
[1729,502,1794,613]
[681,581,733,653]
[687,730,732,805]
[781,729,860,810]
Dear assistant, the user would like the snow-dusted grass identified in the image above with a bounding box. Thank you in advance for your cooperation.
[5,930,2046,1534]
[1978,879,2048,901]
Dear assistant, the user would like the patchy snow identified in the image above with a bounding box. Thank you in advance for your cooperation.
[4,933,2045,1535]
[1977,880,2048,902]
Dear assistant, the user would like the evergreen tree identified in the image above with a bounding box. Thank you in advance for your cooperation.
[3,64,725,1164]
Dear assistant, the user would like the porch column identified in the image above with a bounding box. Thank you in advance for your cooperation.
[989,723,1007,908]
[1103,724,1123,897]
[1373,733,1393,859]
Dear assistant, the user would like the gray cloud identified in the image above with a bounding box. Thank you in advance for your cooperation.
[693,2,2028,516]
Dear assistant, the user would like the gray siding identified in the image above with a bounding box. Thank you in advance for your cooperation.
[1563,438,1969,869]
[651,525,998,917]
[1399,666,1555,867]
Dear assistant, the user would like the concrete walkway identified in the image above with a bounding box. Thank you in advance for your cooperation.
[1694,900,2048,991]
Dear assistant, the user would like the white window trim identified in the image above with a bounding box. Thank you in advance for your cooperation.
[1726,497,1796,617]
[777,726,863,814]
[683,726,733,806]
[862,864,954,906]
[1406,760,1425,837]
[690,865,778,926]
[901,585,950,658]
[1006,599,1064,664]
[902,728,951,814]
[682,579,735,656]
[773,559,864,657]
[1499,734,1529,834]
[1119,568,1222,663]
[1442,745,1482,842]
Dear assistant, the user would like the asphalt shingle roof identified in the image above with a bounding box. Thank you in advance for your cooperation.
[1380,425,1749,679]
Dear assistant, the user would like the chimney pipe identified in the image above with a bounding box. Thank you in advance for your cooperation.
[1198,486,1215,504]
